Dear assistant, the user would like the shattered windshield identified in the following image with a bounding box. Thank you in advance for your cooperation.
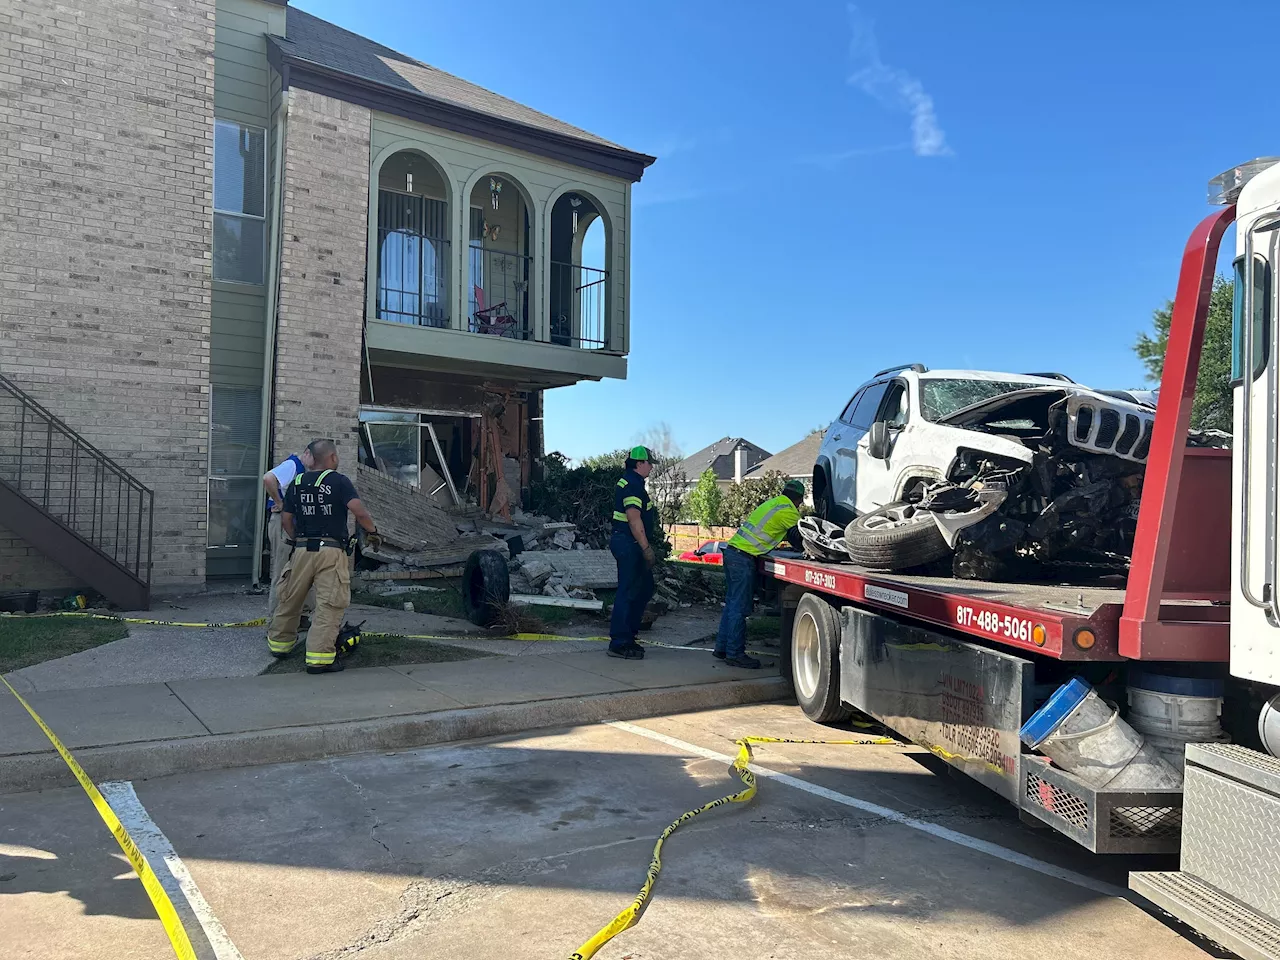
[919,379,1041,421]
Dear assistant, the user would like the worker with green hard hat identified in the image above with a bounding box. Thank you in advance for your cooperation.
[608,445,660,659]
[715,479,806,668]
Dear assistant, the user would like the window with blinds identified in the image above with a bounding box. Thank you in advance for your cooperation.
[208,386,262,549]
[213,120,267,285]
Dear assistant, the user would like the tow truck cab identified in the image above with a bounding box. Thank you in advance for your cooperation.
[766,158,1280,958]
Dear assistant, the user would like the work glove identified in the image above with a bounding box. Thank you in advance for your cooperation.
[364,530,384,553]
[642,546,656,568]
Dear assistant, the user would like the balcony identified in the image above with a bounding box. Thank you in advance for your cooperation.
[367,156,625,385]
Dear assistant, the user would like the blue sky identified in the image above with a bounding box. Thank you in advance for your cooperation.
[300,0,1278,461]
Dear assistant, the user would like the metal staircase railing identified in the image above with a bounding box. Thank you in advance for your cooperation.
[0,372,153,597]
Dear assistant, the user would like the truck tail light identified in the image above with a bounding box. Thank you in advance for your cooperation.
[1072,627,1096,651]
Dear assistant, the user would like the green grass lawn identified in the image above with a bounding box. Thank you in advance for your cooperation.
[354,580,600,632]
[264,634,493,674]
[351,583,467,618]
[0,617,128,673]
[746,615,781,642]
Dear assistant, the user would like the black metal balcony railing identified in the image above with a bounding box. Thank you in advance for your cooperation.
[0,372,153,585]
[549,261,609,349]
[376,190,450,328]
[469,244,532,339]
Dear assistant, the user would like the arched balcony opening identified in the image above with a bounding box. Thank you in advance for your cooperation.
[375,150,451,328]
[549,192,609,349]
[468,174,533,339]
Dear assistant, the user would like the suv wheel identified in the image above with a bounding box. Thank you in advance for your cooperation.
[813,475,832,521]
[843,502,950,570]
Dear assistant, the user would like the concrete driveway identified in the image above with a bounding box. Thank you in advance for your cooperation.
[0,703,1215,960]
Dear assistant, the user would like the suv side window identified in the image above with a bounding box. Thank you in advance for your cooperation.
[879,381,909,427]
[838,389,865,425]
[849,381,891,429]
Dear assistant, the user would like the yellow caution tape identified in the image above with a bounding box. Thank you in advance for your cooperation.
[0,674,198,960]
[567,734,897,960]
[0,611,267,628]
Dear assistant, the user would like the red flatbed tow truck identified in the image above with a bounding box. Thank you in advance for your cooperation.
[759,160,1280,959]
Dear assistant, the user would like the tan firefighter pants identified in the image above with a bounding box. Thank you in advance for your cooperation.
[267,513,314,617]
[266,545,350,667]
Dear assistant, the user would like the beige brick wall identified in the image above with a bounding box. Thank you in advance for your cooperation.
[273,90,371,471]
[0,0,215,591]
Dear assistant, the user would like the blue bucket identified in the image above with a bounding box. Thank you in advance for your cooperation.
[1020,677,1092,749]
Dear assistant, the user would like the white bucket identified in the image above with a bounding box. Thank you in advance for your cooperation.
[1127,686,1223,732]
[1037,687,1183,790]
[1127,681,1227,772]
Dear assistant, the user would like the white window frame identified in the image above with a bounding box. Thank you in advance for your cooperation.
[213,118,268,286]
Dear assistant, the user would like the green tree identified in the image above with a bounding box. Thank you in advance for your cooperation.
[685,468,724,528]
[580,448,628,471]
[720,471,790,528]
[1134,274,1233,433]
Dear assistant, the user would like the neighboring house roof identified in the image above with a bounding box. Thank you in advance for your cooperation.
[268,9,655,181]
[672,438,772,483]
[746,430,823,480]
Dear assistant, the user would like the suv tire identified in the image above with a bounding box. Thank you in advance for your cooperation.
[843,502,950,570]
[462,549,510,626]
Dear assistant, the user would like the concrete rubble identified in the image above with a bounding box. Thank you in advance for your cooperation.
[351,465,634,606]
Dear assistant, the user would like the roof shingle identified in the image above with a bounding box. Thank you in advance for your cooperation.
[277,9,648,160]
[672,438,772,483]
[746,431,823,480]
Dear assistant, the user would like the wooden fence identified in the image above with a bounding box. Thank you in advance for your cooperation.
[665,523,737,554]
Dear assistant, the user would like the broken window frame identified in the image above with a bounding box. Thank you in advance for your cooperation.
[358,405,477,505]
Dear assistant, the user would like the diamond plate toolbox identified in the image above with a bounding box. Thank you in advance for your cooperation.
[1181,743,1280,920]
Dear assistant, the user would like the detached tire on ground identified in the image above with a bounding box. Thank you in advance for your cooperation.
[462,549,510,626]
[791,592,852,724]
[843,502,950,570]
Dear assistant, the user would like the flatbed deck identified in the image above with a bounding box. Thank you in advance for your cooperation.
[763,552,1133,660]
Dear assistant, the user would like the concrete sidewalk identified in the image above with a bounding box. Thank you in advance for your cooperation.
[3,593,723,692]
[1,646,785,794]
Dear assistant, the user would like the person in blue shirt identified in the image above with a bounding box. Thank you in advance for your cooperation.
[263,442,316,618]
[608,445,659,660]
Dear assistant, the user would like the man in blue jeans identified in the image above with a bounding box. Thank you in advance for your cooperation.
[715,480,805,668]
[608,446,658,660]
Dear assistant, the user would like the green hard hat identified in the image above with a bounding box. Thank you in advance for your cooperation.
[629,445,651,462]
[783,478,805,498]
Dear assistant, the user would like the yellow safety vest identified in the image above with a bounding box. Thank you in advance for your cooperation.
[728,495,801,557]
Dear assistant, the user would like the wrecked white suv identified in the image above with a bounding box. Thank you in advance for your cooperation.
[812,366,1155,578]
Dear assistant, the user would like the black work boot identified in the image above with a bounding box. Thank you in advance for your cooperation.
[712,650,727,660]
[725,654,761,669]
[607,645,644,660]
[306,660,345,674]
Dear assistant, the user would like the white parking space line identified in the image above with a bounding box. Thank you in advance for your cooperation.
[99,780,244,960]
[608,720,1126,899]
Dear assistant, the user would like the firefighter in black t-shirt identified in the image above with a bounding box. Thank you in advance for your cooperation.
[266,439,382,674]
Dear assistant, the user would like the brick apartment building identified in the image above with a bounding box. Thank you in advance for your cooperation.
[0,0,653,605]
